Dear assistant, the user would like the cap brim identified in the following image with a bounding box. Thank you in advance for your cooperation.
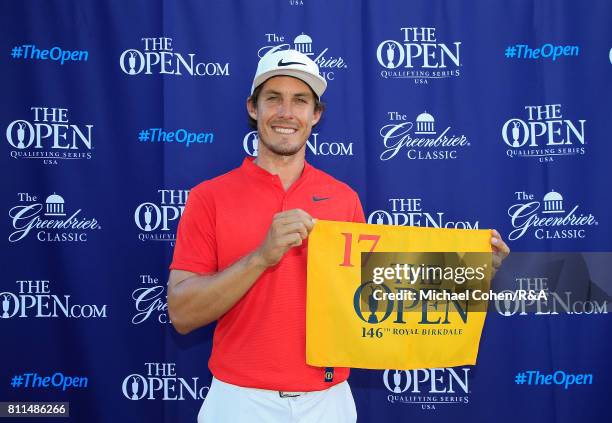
[251,69,326,98]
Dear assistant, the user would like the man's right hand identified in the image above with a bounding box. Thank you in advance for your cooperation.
[254,209,315,267]
[168,209,315,333]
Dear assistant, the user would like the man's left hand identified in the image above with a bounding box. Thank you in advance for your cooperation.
[490,229,510,276]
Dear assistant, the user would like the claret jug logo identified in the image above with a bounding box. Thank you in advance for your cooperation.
[502,104,586,162]
[9,192,101,243]
[0,279,108,319]
[6,107,93,165]
[380,110,469,160]
[368,198,479,229]
[495,276,607,317]
[119,37,229,77]
[352,281,470,327]
[508,190,597,241]
[134,190,188,244]
[258,32,348,81]
[383,368,470,410]
[122,363,209,401]
[377,27,461,84]
[243,131,353,157]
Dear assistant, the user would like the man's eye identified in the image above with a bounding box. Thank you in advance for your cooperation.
[296,98,307,104]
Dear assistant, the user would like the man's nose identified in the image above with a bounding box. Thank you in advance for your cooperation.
[277,100,294,118]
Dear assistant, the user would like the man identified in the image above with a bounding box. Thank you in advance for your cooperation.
[168,49,510,422]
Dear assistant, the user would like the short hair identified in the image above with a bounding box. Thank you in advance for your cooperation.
[247,81,326,130]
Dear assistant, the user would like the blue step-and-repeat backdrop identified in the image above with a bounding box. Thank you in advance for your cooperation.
[2,0,611,422]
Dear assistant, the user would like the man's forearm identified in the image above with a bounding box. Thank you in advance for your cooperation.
[168,251,268,334]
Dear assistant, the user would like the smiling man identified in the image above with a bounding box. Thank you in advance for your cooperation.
[168,49,365,422]
[167,49,509,423]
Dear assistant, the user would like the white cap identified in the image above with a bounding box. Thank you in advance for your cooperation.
[251,49,327,98]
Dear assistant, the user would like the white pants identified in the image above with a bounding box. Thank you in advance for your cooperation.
[198,377,357,423]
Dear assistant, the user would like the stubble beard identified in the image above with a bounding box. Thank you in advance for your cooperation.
[257,134,307,157]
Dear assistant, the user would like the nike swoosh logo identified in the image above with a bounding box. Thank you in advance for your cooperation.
[312,196,331,202]
[278,59,306,67]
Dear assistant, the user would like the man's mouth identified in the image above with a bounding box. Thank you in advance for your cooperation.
[272,126,297,135]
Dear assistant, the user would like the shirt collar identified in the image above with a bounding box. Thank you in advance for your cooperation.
[240,156,313,185]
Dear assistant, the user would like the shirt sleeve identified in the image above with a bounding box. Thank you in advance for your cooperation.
[169,186,218,274]
[352,192,366,224]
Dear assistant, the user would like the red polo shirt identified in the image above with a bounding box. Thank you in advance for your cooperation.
[170,157,365,391]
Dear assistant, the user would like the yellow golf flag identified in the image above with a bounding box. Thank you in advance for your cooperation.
[306,220,492,370]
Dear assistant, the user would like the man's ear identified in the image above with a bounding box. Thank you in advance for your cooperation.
[247,97,257,120]
[312,107,322,125]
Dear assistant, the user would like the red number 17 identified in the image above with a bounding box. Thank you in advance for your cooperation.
[339,233,381,267]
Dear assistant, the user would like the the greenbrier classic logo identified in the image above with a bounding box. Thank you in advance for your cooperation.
[9,192,101,243]
[379,111,470,161]
[257,32,348,82]
[507,189,597,241]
